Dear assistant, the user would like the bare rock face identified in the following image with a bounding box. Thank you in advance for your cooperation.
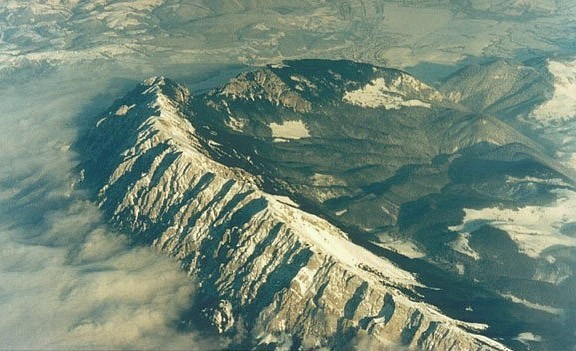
[205,300,235,334]
[81,74,510,350]
[221,69,313,113]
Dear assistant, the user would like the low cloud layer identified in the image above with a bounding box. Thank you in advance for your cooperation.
[0,218,205,349]
[0,62,226,350]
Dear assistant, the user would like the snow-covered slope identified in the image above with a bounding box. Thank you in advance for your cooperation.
[343,75,442,109]
[449,188,576,259]
[81,75,510,350]
[531,59,576,122]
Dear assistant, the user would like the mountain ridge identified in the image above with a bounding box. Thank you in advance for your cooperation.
[79,59,576,350]
[80,72,512,350]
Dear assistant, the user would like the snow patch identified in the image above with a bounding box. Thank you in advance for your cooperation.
[254,23,271,31]
[269,120,310,141]
[289,75,317,90]
[222,102,246,133]
[500,294,563,315]
[531,60,576,121]
[343,77,434,109]
[96,117,107,127]
[266,194,299,208]
[270,63,289,69]
[115,104,135,116]
[310,173,346,186]
[335,209,347,216]
[207,140,222,148]
[514,332,542,344]
[374,239,426,259]
[505,175,569,187]
[449,190,576,258]
[450,233,480,260]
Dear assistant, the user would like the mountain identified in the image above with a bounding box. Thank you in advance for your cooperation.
[441,57,576,173]
[440,58,554,120]
[79,59,576,350]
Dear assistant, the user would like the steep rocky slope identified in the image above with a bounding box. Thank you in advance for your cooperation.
[80,75,510,350]
[80,59,576,350]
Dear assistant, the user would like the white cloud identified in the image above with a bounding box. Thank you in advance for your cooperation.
[350,331,409,351]
[0,226,213,350]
